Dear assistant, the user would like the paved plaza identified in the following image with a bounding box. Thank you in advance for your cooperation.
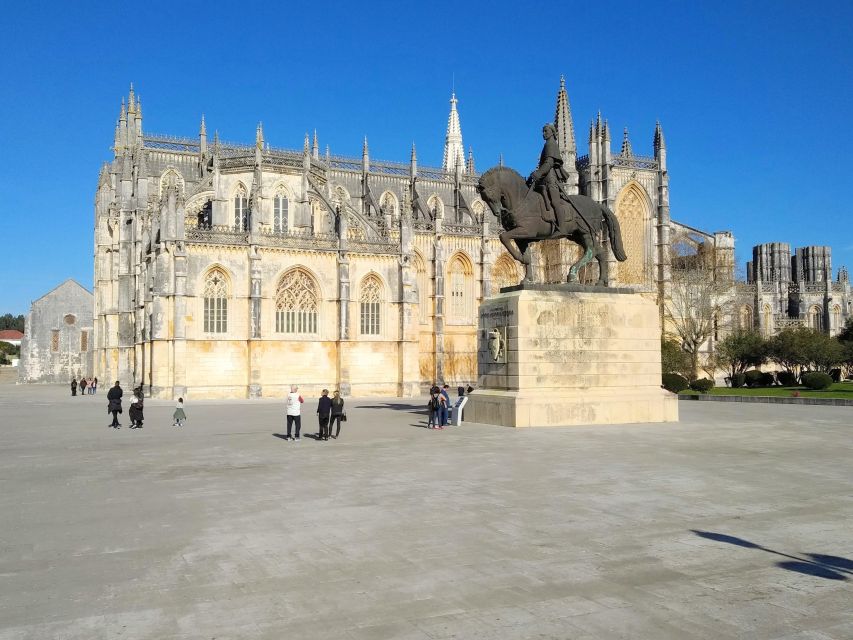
[0,385,851,639]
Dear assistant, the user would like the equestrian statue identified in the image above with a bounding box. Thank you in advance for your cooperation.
[476,123,627,286]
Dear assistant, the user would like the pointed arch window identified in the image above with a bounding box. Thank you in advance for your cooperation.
[274,191,289,233]
[448,255,473,324]
[763,304,773,336]
[832,304,842,334]
[203,269,229,333]
[276,269,318,334]
[739,305,753,331]
[809,305,823,331]
[492,254,521,293]
[360,275,383,335]
[234,185,248,231]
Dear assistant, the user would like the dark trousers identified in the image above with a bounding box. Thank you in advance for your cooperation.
[318,415,330,438]
[72,388,77,396]
[439,406,448,426]
[286,414,301,438]
[427,411,437,428]
[330,415,343,437]
[110,410,120,427]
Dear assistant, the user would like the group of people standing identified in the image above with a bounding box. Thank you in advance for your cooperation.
[426,383,473,429]
[283,385,345,442]
[70,377,98,396]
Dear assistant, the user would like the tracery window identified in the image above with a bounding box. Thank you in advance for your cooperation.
[832,304,842,334]
[448,254,473,324]
[274,191,289,233]
[428,195,443,220]
[739,305,753,331]
[492,254,521,293]
[809,305,823,332]
[763,304,773,336]
[51,330,60,352]
[80,330,89,353]
[234,185,249,231]
[276,269,318,334]
[359,275,382,335]
[203,268,229,333]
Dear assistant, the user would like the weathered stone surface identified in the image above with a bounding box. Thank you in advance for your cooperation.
[466,288,677,427]
[18,280,94,384]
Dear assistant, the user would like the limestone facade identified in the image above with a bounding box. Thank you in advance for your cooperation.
[19,280,94,383]
[90,81,743,399]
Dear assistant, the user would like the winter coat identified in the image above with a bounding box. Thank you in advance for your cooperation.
[330,397,345,416]
[107,386,123,413]
[317,396,332,418]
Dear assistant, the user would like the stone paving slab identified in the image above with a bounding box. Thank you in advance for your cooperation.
[0,385,850,639]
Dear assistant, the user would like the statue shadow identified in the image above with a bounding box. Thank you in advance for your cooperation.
[691,530,850,581]
[355,402,426,415]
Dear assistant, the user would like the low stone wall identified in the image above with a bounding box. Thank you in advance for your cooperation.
[679,394,853,407]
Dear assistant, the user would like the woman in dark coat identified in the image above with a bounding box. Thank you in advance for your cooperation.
[71,378,77,396]
[107,381,123,428]
[129,393,144,429]
[329,390,345,439]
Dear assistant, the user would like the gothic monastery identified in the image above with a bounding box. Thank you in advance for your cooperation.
[90,80,850,398]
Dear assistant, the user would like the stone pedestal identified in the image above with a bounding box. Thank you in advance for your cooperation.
[465,285,678,427]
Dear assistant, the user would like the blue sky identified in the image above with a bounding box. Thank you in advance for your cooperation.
[1,0,851,314]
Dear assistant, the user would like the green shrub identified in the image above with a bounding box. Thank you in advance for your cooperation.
[662,373,689,393]
[730,373,746,388]
[744,369,764,387]
[777,370,798,386]
[801,372,833,390]
[689,378,715,393]
[759,371,776,387]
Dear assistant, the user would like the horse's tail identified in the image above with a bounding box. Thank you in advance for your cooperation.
[602,205,627,262]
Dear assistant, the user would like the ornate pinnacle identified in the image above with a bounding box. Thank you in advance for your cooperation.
[304,132,310,152]
[256,122,264,149]
[200,114,207,136]
[621,127,633,156]
[128,83,136,112]
[312,129,319,159]
[467,146,475,175]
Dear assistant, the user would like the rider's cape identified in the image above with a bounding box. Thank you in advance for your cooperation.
[538,137,569,182]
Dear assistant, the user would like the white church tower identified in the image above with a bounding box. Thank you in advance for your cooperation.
[442,92,465,172]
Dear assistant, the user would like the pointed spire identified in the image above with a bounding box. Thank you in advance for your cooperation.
[362,136,369,171]
[213,129,220,150]
[467,147,476,175]
[128,83,136,113]
[200,114,207,136]
[588,119,595,143]
[136,95,142,119]
[410,142,417,176]
[119,98,126,122]
[654,120,666,151]
[304,132,310,153]
[596,110,602,134]
[312,130,319,159]
[621,127,633,156]
[256,122,264,149]
[442,91,465,172]
[325,144,330,165]
[499,153,504,168]
[554,75,576,160]
[98,162,111,188]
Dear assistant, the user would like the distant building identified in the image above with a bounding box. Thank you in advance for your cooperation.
[19,280,94,383]
[0,330,24,347]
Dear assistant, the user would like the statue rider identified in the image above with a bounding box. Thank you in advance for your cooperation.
[527,123,572,231]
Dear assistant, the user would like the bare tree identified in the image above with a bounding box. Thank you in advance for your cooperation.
[664,245,732,380]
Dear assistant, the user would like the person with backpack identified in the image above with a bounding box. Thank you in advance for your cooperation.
[427,392,440,429]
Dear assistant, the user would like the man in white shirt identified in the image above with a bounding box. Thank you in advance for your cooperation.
[285,384,304,441]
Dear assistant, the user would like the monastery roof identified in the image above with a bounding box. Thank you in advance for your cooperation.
[0,330,23,340]
[31,279,93,305]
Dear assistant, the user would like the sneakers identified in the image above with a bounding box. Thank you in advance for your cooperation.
[294,436,301,441]
[284,436,292,441]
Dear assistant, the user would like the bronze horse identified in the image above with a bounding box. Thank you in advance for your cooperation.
[477,166,627,286]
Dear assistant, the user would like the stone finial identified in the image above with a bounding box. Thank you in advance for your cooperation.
[467,147,475,175]
[199,114,207,136]
[312,130,319,159]
[128,83,136,113]
[304,132,310,153]
[654,120,666,151]
[621,127,633,156]
[256,122,264,149]
[119,97,126,121]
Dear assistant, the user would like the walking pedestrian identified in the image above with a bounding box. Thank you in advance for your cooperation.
[71,378,77,396]
[79,377,88,395]
[330,390,345,439]
[107,381,123,428]
[317,389,332,441]
[285,385,304,441]
[91,377,98,395]
[129,392,144,429]
[427,392,439,428]
[173,397,186,427]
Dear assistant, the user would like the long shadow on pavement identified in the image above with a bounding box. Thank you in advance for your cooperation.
[691,530,851,581]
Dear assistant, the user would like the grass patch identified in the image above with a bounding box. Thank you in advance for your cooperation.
[679,382,853,399]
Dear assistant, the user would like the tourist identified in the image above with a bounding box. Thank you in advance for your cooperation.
[79,377,88,396]
[285,384,304,441]
[107,381,123,428]
[91,377,98,395]
[316,389,332,441]
[71,378,77,397]
[330,390,345,439]
[173,398,186,427]
[427,392,440,429]
[129,392,144,429]
[440,384,451,427]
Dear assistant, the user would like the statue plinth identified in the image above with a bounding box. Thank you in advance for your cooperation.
[465,285,678,427]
